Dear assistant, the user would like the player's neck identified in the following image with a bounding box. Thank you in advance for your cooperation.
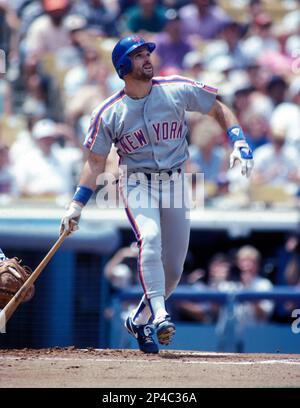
[124,79,152,100]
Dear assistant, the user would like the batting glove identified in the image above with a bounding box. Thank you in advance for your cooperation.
[60,202,82,235]
[230,140,254,178]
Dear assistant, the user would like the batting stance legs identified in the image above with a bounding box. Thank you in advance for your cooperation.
[119,171,190,350]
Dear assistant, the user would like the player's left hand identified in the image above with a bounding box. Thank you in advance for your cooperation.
[60,202,82,236]
[230,140,254,178]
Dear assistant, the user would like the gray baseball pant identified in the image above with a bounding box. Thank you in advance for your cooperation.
[119,171,190,303]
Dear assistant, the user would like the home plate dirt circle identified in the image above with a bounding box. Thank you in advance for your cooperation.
[0,348,300,388]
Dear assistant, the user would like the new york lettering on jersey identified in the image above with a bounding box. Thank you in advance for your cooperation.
[116,121,184,154]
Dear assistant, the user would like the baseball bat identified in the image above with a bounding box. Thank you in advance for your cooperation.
[0,230,69,332]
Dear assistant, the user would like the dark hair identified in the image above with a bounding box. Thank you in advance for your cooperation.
[209,253,230,265]
[267,75,287,92]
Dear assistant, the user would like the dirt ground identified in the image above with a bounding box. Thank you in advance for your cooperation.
[0,348,300,388]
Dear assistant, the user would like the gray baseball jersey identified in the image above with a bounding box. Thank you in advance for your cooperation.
[84,75,217,171]
[84,74,218,305]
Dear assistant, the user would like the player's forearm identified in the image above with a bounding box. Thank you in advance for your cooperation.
[208,100,239,132]
[72,152,107,207]
[208,100,251,148]
[78,153,107,191]
[208,99,253,177]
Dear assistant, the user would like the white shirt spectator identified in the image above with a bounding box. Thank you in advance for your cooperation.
[253,142,300,194]
[233,276,274,333]
[11,119,82,197]
[270,102,300,146]
[12,144,81,196]
[25,14,71,56]
[241,35,280,61]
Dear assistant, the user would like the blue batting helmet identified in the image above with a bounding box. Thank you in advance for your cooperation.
[112,35,156,79]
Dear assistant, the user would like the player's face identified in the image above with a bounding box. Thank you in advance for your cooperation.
[130,47,154,80]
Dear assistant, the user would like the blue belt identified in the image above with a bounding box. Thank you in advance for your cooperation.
[142,168,182,180]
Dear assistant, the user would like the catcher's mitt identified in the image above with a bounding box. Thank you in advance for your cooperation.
[0,258,35,309]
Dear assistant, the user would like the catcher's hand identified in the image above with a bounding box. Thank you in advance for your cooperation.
[0,258,35,309]
[60,202,82,236]
[230,140,254,178]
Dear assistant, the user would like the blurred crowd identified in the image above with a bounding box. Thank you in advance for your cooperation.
[104,238,300,350]
[0,0,300,208]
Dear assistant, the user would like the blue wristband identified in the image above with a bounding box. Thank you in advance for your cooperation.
[73,185,93,206]
[227,125,245,143]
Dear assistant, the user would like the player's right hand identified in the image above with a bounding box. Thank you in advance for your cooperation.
[60,202,83,235]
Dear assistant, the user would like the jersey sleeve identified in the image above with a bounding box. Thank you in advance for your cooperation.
[83,109,112,156]
[183,80,218,114]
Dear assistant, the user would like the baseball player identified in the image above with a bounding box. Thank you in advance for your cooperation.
[60,35,253,353]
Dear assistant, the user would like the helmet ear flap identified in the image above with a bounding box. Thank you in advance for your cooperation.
[118,55,132,78]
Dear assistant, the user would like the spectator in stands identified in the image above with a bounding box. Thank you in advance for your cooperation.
[63,47,100,99]
[188,117,228,183]
[209,172,243,210]
[281,2,300,57]
[55,14,88,71]
[217,245,274,352]
[273,233,300,323]
[73,0,119,37]
[65,58,109,128]
[247,0,264,24]
[121,0,167,34]
[104,242,139,291]
[0,140,16,196]
[9,98,46,167]
[235,245,274,320]
[244,61,271,95]
[19,52,64,121]
[173,253,233,323]
[11,118,82,198]
[242,12,280,62]
[242,108,270,152]
[0,74,12,117]
[266,75,288,109]
[24,0,71,57]
[231,87,253,127]
[14,1,43,36]
[21,55,51,117]
[203,20,250,70]
[0,0,19,56]
[269,78,300,149]
[251,120,300,198]
[154,9,193,72]
[235,245,273,295]
[179,0,230,41]
[283,235,300,289]
[104,242,140,321]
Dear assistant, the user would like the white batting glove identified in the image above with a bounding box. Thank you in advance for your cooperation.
[230,140,254,178]
[60,202,82,235]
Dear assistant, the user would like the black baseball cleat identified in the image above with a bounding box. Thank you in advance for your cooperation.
[125,316,159,354]
[154,315,176,345]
